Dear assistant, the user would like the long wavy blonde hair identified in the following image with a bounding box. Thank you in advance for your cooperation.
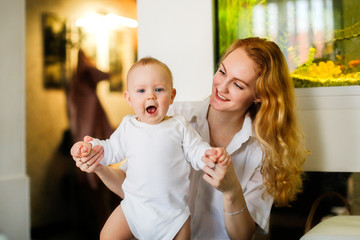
[220,37,308,206]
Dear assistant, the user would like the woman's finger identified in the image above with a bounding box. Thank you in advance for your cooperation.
[81,152,104,173]
[202,172,213,185]
[86,148,104,166]
[79,159,95,172]
[75,159,83,167]
[79,161,89,171]
[201,156,215,168]
[202,165,220,188]
[202,164,216,177]
[78,145,100,163]
[202,162,233,190]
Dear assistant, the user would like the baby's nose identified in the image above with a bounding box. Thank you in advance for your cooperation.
[147,93,156,100]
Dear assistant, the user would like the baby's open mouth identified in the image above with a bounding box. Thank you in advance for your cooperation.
[146,106,157,114]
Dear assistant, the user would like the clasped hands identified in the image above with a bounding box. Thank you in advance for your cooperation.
[70,136,104,172]
[70,136,232,172]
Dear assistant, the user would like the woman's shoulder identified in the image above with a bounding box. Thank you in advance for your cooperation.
[168,97,210,121]
[166,115,188,130]
[169,101,200,114]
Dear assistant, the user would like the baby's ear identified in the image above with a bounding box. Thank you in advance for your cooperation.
[124,91,132,106]
[170,88,177,104]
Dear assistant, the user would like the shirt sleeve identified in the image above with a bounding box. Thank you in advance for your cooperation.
[168,101,200,121]
[90,118,127,166]
[119,159,128,171]
[244,166,274,233]
[179,116,211,171]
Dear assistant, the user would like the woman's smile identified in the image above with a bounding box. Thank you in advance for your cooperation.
[215,89,229,101]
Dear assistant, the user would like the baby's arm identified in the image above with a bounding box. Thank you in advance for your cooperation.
[180,115,230,170]
[205,147,231,166]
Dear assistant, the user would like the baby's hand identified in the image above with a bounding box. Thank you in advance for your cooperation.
[207,147,231,166]
[70,141,92,159]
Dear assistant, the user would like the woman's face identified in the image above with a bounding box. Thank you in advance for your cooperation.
[210,47,259,115]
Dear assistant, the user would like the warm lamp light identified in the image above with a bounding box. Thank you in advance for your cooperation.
[74,12,137,71]
[105,13,138,28]
[75,13,138,31]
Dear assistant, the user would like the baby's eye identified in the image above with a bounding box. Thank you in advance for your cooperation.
[138,89,145,93]
[155,88,164,92]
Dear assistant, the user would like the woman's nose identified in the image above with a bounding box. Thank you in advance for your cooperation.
[217,79,229,93]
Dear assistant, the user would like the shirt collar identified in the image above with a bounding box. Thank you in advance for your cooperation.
[226,113,255,155]
[191,96,211,128]
[192,96,256,154]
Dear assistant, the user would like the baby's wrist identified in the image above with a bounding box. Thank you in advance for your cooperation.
[89,140,96,148]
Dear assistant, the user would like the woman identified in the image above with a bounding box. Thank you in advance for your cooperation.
[75,37,308,239]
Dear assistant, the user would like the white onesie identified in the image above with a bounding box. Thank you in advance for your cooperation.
[91,114,211,240]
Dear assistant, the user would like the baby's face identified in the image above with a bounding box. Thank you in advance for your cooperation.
[125,64,176,125]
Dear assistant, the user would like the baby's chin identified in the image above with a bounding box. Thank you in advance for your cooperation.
[138,115,167,125]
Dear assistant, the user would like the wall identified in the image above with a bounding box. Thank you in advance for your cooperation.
[137,0,214,102]
[26,0,135,228]
[137,0,360,171]
[297,87,360,171]
[0,0,30,239]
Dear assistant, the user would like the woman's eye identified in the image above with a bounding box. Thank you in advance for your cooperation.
[219,69,226,75]
[155,88,163,92]
[234,82,244,90]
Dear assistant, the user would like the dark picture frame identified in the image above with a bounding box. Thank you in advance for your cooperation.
[41,13,67,89]
[42,12,137,92]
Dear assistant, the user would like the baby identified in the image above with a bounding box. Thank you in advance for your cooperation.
[71,57,230,240]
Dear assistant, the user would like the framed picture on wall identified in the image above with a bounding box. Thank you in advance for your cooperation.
[214,0,360,88]
[109,30,125,91]
[42,12,138,92]
[41,13,67,89]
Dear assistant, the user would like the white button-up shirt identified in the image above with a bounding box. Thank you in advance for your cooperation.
[169,97,273,239]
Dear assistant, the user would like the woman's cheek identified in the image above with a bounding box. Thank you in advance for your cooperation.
[212,74,221,85]
[213,75,225,92]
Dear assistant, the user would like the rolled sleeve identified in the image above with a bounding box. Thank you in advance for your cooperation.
[244,167,273,232]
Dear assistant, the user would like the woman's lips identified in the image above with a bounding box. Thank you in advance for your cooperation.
[216,89,229,101]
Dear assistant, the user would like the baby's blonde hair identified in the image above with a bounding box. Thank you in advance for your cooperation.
[221,37,309,206]
[127,57,173,87]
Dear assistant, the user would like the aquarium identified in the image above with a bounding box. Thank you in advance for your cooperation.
[215,0,360,88]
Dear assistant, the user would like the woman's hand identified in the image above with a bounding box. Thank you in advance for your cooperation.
[201,155,240,195]
[205,147,231,166]
[202,156,256,239]
[72,136,105,173]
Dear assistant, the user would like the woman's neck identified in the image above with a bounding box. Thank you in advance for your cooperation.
[207,106,246,148]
